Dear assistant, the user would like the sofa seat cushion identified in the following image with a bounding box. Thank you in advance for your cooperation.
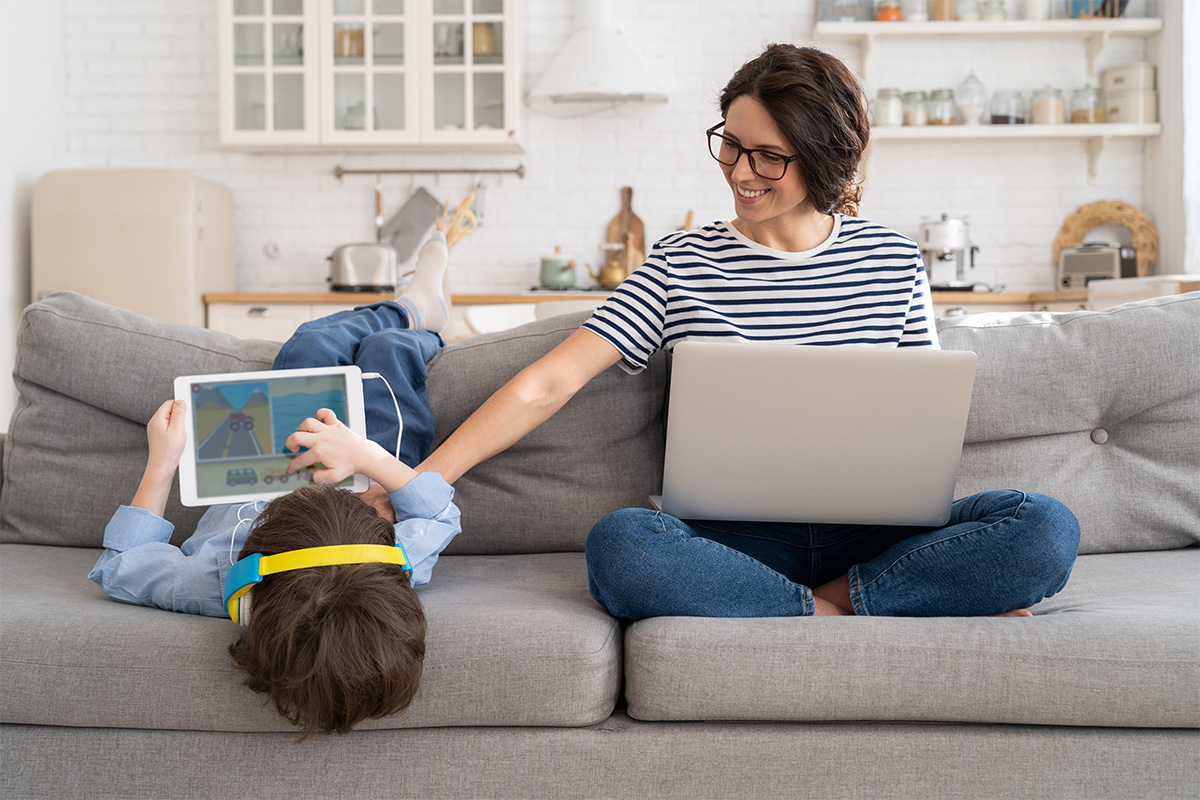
[623,548,1199,728]
[0,546,620,732]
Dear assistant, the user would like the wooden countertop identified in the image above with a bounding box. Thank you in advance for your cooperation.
[206,290,1088,305]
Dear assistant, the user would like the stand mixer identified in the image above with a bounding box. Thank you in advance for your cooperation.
[919,214,980,290]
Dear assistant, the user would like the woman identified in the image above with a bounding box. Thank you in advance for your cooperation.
[419,44,1079,619]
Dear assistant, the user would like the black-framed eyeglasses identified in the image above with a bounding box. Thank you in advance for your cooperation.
[706,123,799,181]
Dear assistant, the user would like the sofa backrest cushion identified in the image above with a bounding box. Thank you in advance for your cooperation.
[1,293,666,556]
[1,293,279,548]
[427,313,667,555]
[941,292,1199,555]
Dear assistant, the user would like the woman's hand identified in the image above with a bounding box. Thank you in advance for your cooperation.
[285,408,415,492]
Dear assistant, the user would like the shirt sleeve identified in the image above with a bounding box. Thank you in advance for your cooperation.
[88,505,232,618]
[899,251,940,349]
[386,472,462,590]
[580,241,670,374]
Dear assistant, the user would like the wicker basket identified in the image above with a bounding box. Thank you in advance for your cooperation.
[1053,200,1157,278]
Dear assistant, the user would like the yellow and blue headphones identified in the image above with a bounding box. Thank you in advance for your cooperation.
[223,543,412,626]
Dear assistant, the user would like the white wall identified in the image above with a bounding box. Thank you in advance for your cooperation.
[2,0,1191,434]
[2,0,65,433]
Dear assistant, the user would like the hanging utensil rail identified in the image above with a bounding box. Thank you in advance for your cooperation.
[333,165,525,180]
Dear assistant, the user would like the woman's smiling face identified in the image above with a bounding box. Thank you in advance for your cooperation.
[719,95,813,227]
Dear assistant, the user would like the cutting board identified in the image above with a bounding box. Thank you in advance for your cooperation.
[606,186,646,278]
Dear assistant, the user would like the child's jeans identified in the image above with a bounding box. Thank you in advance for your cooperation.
[586,490,1080,618]
[272,301,443,466]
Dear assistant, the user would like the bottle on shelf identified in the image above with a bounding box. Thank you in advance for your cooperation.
[1031,85,1067,124]
[928,89,958,125]
[903,91,929,125]
[989,91,1027,124]
[876,0,903,21]
[955,72,987,125]
[875,87,905,126]
[1070,84,1105,123]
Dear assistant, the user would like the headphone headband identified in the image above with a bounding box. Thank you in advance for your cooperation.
[224,543,412,624]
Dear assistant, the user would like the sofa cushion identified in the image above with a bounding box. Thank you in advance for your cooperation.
[1,292,279,548]
[0,545,620,731]
[622,547,1200,728]
[427,311,668,555]
[1,293,666,556]
[941,293,1200,554]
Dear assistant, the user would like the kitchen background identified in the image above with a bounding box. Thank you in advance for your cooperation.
[3,0,1198,428]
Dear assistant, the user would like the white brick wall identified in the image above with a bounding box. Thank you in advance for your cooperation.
[59,0,1158,295]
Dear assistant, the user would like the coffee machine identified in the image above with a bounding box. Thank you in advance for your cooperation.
[919,214,980,290]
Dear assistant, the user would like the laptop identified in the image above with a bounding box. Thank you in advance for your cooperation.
[174,366,370,507]
[655,341,978,526]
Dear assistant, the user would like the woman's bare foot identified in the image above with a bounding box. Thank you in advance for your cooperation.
[812,575,854,615]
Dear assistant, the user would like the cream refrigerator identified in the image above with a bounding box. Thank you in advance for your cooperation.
[31,170,236,327]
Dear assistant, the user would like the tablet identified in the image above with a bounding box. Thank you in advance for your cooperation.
[173,366,369,507]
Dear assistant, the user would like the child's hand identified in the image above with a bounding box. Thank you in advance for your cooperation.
[146,398,188,476]
[285,408,392,486]
[131,398,188,517]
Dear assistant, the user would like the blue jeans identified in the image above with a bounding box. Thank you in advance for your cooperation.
[586,491,1080,618]
[272,301,443,467]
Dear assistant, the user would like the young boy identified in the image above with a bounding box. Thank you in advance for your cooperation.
[89,235,458,739]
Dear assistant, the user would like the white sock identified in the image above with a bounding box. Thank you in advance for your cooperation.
[397,232,450,333]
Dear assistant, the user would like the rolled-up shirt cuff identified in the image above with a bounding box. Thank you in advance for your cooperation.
[387,472,455,522]
[102,505,176,551]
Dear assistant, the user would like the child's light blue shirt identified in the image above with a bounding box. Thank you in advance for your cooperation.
[88,472,460,618]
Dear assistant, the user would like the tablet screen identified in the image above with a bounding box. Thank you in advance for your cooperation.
[185,371,357,502]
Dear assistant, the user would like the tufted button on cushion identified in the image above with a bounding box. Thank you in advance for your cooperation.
[1091,428,1110,445]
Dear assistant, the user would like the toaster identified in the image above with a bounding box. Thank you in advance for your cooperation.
[1057,243,1137,289]
[327,243,398,292]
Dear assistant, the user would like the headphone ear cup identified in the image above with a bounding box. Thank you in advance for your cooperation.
[237,593,252,628]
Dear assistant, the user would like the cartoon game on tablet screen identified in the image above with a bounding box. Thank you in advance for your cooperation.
[189,373,350,500]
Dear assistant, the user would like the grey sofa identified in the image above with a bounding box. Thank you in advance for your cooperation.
[2,290,1197,799]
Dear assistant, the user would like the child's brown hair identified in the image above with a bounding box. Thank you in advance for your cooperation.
[227,483,426,739]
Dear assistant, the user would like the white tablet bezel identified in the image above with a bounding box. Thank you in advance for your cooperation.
[173,365,369,507]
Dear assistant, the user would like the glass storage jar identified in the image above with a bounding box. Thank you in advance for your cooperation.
[989,91,1026,124]
[874,87,904,127]
[955,72,987,125]
[980,0,1007,20]
[903,91,929,125]
[930,0,954,20]
[928,89,958,125]
[1031,85,1066,124]
[1070,84,1105,123]
[876,0,903,20]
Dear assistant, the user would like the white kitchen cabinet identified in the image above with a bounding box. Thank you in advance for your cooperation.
[207,301,350,340]
[218,0,520,151]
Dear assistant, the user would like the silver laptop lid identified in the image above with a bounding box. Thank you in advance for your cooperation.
[660,342,977,526]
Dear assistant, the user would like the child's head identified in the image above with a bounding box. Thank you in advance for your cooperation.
[227,483,425,739]
[719,44,870,216]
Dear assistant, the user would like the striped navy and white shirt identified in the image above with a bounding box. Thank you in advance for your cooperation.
[582,215,939,373]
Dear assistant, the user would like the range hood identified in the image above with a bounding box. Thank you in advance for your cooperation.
[526,0,667,116]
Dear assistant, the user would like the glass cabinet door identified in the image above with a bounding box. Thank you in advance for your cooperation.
[323,0,419,142]
[223,0,318,143]
[427,0,510,141]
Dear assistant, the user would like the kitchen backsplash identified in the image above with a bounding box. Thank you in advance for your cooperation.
[61,0,1154,294]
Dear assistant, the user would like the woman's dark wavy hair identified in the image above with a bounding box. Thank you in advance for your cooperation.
[719,44,870,216]
[228,483,426,740]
